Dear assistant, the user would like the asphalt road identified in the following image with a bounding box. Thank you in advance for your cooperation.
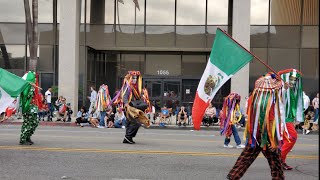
[0,125,318,180]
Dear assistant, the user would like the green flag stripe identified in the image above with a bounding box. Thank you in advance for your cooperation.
[210,29,253,76]
[0,68,29,97]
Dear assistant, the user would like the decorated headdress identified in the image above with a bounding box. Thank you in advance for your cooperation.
[220,93,242,137]
[278,69,304,123]
[95,84,112,112]
[244,73,287,149]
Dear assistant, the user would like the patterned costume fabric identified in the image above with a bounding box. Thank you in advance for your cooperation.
[227,73,285,180]
[19,71,40,145]
[278,69,303,166]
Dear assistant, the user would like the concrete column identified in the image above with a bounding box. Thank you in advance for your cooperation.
[58,0,80,114]
[231,0,251,108]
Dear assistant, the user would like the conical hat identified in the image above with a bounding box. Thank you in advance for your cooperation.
[254,73,282,90]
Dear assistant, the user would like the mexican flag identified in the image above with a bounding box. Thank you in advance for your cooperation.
[0,68,29,114]
[192,28,254,130]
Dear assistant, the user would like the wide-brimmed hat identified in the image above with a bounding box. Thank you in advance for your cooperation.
[254,73,282,91]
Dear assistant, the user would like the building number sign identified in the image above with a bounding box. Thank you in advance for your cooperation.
[157,70,170,75]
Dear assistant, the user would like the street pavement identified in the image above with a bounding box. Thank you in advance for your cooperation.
[0,125,318,180]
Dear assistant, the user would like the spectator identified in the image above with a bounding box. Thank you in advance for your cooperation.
[56,97,71,122]
[76,106,89,127]
[312,93,319,124]
[105,107,115,128]
[45,87,53,121]
[203,103,217,127]
[159,105,170,126]
[87,86,97,114]
[114,108,126,128]
[89,107,100,128]
[177,106,188,126]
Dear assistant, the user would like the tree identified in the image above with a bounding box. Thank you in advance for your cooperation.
[24,0,38,72]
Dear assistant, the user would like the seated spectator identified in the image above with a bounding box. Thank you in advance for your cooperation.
[203,103,217,127]
[177,106,188,126]
[56,97,71,122]
[89,107,100,128]
[76,106,89,127]
[104,107,115,128]
[114,108,126,128]
[159,105,170,126]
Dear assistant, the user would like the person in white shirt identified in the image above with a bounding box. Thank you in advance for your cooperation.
[312,93,319,124]
[87,86,97,114]
[45,87,52,121]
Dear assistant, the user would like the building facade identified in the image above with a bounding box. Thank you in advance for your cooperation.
[0,0,319,113]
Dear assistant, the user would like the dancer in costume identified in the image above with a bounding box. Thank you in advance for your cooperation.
[220,93,245,149]
[20,71,42,145]
[112,71,151,144]
[278,69,304,170]
[95,84,112,128]
[227,73,287,180]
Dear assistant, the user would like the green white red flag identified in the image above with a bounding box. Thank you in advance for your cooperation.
[0,68,29,114]
[192,28,254,130]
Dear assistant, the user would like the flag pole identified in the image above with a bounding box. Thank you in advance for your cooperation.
[217,28,283,81]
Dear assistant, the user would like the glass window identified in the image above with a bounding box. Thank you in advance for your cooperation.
[177,0,206,25]
[269,26,300,48]
[182,55,206,76]
[116,0,145,24]
[268,48,300,72]
[80,0,85,23]
[146,54,181,76]
[116,25,144,47]
[40,73,54,97]
[121,54,145,74]
[270,0,301,25]
[38,0,53,23]
[38,24,54,45]
[146,0,175,25]
[251,0,269,25]
[176,26,206,48]
[0,0,25,22]
[105,0,115,24]
[302,0,319,25]
[0,24,25,44]
[301,49,319,95]
[302,26,319,48]
[37,45,54,72]
[87,25,115,48]
[249,48,268,92]
[146,25,175,47]
[206,25,229,48]
[207,0,228,25]
[250,26,268,48]
[0,45,25,75]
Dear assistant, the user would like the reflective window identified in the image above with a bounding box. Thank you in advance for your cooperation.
[0,45,25,74]
[302,0,319,25]
[270,0,301,25]
[40,73,54,97]
[38,0,53,23]
[177,0,206,25]
[207,0,228,25]
[0,0,25,22]
[301,49,319,95]
[268,48,300,72]
[206,26,229,48]
[116,0,145,24]
[146,54,181,76]
[182,55,206,76]
[146,26,175,47]
[249,48,268,92]
[251,0,269,25]
[269,26,300,48]
[37,45,54,72]
[121,54,145,74]
[176,26,206,48]
[38,24,54,45]
[146,0,175,25]
[116,25,144,47]
[302,26,319,48]
[87,25,115,49]
[250,26,268,48]
[0,24,25,44]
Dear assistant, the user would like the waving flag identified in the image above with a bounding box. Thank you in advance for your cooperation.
[0,68,29,114]
[192,28,254,130]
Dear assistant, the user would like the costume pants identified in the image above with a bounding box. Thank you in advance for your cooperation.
[281,122,297,163]
[224,125,241,146]
[20,106,39,143]
[125,118,140,138]
[227,144,284,180]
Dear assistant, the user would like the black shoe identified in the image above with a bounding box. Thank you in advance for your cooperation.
[26,138,34,145]
[123,136,134,144]
[19,141,32,145]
